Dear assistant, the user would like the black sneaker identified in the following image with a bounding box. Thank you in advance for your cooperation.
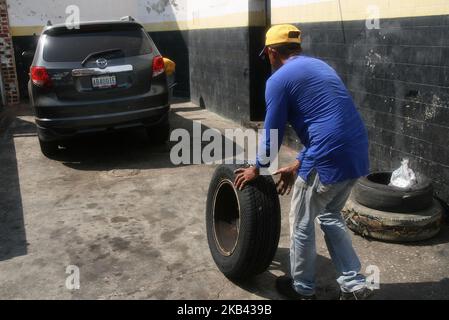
[276,276,317,300]
[340,287,374,300]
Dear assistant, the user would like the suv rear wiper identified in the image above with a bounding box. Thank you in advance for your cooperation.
[81,48,124,66]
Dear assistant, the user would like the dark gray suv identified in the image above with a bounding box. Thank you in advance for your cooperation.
[28,19,170,157]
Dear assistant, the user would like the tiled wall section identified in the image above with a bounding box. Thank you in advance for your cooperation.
[0,0,19,105]
[10,35,38,100]
[189,27,252,123]
[297,15,449,202]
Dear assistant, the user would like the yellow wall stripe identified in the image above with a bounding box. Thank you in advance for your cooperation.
[10,26,42,37]
[271,0,449,24]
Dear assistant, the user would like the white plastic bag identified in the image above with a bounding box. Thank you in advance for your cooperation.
[389,159,417,189]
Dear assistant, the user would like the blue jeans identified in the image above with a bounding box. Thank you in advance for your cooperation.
[289,172,366,296]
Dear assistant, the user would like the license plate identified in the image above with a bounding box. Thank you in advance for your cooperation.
[92,75,116,89]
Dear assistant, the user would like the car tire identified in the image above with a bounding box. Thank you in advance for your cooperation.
[146,119,170,145]
[39,138,59,158]
[343,197,443,242]
[206,164,281,280]
[353,172,434,213]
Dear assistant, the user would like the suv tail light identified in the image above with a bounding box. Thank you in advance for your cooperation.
[152,56,165,77]
[31,66,52,88]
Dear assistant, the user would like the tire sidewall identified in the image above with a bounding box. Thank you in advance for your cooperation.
[205,165,253,277]
[354,172,434,213]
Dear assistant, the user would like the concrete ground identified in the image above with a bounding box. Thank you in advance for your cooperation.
[0,102,448,300]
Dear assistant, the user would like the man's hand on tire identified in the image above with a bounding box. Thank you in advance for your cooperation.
[274,160,300,196]
[234,166,259,191]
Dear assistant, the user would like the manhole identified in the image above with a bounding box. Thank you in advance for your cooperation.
[108,169,141,178]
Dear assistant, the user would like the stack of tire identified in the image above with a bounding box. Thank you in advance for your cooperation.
[343,172,443,242]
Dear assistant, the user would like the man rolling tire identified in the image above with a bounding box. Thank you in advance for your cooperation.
[234,25,373,300]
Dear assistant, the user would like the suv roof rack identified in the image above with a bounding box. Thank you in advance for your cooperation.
[120,16,136,22]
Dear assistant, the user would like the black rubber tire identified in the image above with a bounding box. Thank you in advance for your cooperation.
[146,118,170,145]
[343,197,443,242]
[206,164,281,280]
[353,172,433,213]
[39,138,59,158]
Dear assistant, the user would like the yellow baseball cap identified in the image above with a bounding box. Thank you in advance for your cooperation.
[260,24,302,57]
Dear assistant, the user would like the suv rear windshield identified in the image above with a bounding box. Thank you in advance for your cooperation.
[43,27,155,62]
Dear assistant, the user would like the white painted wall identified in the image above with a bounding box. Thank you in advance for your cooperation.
[187,0,248,19]
[271,0,333,8]
[7,0,188,27]
[7,0,257,27]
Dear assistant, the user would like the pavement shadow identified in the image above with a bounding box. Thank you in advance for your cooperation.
[234,247,341,300]
[51,110,239,172]
[0,117,30,261]
[373,278,449,300]
[234,246,449,300]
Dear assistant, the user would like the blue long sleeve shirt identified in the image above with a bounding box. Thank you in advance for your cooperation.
[256,55,369,185]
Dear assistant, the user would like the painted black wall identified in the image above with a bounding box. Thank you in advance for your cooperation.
[249,26,271,121]
[12,35,39,100]
[296,15,449,202]
[189,27,252,123]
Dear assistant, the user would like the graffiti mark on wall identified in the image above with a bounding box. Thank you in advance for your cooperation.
[150,0,178,14]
